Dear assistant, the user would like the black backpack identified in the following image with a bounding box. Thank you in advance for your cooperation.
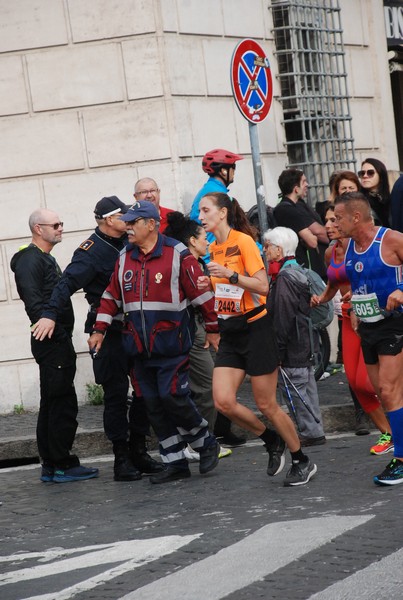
[246,204,277,244]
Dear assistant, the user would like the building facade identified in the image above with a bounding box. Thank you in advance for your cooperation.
[0,0,400,412]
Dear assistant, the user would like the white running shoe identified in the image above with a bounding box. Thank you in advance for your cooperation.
[184,445,200,462]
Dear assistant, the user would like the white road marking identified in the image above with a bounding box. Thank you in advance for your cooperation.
[118,515,373,600]
[307,548,403,600]
[0,536,200,600]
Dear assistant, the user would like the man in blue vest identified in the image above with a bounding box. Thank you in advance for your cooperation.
[334,192,403,486]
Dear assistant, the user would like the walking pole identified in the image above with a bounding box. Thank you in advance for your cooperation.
[279,367,301,432]
[280,367,320,424]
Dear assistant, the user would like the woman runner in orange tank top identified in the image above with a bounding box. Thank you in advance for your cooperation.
[196,192,317,487]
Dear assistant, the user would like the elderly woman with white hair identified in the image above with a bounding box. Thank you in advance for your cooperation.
[264,226,326,446]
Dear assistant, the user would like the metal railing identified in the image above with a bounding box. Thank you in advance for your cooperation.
[270,0,356,206]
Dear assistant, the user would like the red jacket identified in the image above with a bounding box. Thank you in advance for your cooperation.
[159,205,174,233]
[95,233,218,358]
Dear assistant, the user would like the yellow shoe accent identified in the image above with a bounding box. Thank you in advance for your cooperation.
[218,446,232,459]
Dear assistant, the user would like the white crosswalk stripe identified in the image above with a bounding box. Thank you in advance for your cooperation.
[307,548,403,600]
[119,516,373,600]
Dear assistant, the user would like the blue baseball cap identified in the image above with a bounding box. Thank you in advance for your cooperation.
[119,200,160,222]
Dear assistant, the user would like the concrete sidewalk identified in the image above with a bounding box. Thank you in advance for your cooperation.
[0,369,367,463]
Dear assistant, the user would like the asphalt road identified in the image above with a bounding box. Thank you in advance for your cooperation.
[1,433,402,600]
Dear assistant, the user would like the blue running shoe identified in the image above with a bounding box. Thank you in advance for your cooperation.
[40,465,54,482]
[374,458,403,486]
[53,465,99,483]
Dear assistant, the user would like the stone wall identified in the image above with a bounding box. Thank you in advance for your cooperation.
[0,0,398,412]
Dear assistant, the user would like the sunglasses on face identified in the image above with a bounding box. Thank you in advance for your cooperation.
[358,169,376,178]
[38,222,64,230]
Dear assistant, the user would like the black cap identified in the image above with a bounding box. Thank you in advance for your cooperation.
[94,196,128,219]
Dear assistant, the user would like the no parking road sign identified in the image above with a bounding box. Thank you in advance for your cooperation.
[230,39,273,124]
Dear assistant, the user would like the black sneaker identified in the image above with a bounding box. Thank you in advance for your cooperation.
[374,458,403,486]
[131,451,165,474]
[265,435,286,476]
[199,440,220,474]
[53,465,99,483]
[283,458,317,487]
[150,465,191,484]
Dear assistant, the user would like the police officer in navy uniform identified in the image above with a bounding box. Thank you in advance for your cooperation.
[32,196,163,481]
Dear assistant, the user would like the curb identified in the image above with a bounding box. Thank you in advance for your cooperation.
[0,404,361,463]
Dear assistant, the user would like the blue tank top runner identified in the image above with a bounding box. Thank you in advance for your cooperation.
[345,227,403,313]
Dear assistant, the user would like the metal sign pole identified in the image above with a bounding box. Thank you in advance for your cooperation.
[249,122,268,237]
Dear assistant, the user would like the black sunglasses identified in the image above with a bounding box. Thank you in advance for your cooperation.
[38,222,64,230]
[358,169,376,178]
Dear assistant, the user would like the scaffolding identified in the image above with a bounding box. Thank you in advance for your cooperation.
[270,0,356,205]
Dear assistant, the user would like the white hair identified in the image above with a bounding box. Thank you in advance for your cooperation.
[263,226,299,256]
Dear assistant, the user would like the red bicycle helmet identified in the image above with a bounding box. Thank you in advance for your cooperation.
[202,148,243,175]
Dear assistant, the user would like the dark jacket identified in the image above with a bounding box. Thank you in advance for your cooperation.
[268,262,317,367]
[362,190,390,227]
[94,233,218,359]
[41,227,127,333]
[390,174,403,233]
[10,243,74,339]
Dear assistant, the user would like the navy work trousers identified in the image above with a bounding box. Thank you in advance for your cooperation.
[92,329,149,443]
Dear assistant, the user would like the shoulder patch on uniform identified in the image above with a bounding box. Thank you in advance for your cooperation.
[79,239,95,251]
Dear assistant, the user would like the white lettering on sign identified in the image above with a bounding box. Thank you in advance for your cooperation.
[384,6,403,42]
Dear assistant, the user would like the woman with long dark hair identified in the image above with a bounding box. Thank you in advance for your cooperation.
[358,158,391,226]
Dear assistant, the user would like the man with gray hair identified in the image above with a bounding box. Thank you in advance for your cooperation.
[10,208,99,483]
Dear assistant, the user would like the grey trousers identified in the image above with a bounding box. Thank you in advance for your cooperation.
[188,318,216,431]
[278,366,325,439]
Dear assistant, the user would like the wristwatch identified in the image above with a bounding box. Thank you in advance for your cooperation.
[229,271,239,284]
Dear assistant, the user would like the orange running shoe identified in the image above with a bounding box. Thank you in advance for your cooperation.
[370,432,394,455]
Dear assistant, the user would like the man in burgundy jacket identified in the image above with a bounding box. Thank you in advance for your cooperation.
[88,201,221,484]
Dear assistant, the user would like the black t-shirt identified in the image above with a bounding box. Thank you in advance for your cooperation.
[274,197,327,279]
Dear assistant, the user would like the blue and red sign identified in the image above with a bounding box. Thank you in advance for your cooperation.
[230,39,273,124]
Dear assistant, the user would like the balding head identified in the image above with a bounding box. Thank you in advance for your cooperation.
[28,208,63,251]
[134,177,161,208]
[29,208,59,233]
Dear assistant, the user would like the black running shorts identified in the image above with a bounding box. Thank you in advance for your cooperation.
[359,315,403,365]
[215,312,279,376]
